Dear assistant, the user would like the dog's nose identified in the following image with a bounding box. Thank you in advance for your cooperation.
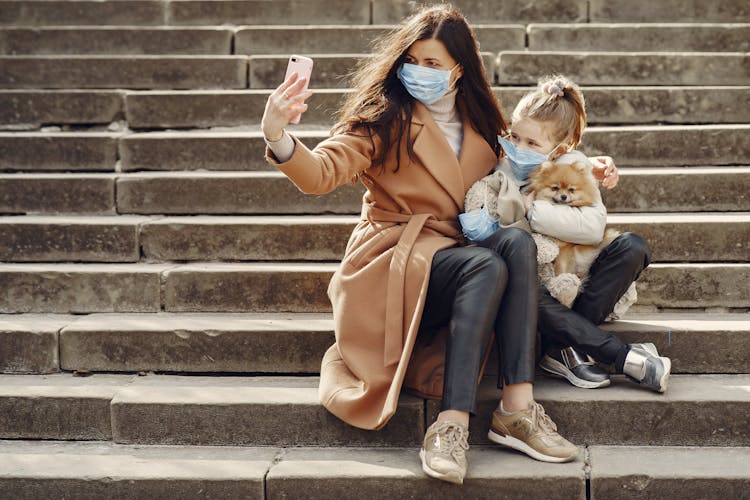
[560,194,568,201]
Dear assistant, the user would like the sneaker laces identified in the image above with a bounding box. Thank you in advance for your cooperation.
[530,402,558,434]
[432,421,469,458]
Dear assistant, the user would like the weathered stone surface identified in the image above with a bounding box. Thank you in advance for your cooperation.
[267,447,585,499]
[0,90,123,130]
[236,25,525,55]
[589,446,750,499]
[608,213,750,262]
[0,315,75,373]
[163,263,337,312]
[111,375,424,446]
[141,215,353,261]
[0,173,116,215]
[589,0,750,22]
[601,313,750,374]
[249,53,497,88]
[0,215,148,262]
[0,441,273,500]
[0,373,131,439]
[168,0,370,25]
[637,264,750,309]
[581,125,750,167]
[373,0,587,23]
[59,312,334,373]
[0,28,232,55]
[497,52,750,86]
[0,264,167,313]
[602,168,750,213]
[120,132,269,171]
[116,172,364,215]
[0,1,165,26]
[0,133,119,172]
[437,375,750,446]
[0,56,247,89]
[528,24,750,52]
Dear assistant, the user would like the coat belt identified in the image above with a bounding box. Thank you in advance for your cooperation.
[362,205,461,366]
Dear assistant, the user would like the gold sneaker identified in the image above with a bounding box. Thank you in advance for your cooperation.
[419,419,469,484]
[488,401,579,463]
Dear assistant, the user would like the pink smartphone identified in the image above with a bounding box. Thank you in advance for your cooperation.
[284,55,313,124]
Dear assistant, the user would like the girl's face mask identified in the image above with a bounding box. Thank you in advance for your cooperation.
[397,62,459,105]
[458,206,500,242]
[499,135,565,183]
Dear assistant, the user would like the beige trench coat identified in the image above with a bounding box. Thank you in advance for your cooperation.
[265,100,498,430]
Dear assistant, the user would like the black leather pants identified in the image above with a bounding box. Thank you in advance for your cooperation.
[418,227,538,414]
[538,232,652,368]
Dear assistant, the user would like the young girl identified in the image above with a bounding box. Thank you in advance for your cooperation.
[462,75,672,393]
[262,6,578,486]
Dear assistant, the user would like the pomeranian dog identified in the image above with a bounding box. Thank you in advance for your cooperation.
[528,158,619,278]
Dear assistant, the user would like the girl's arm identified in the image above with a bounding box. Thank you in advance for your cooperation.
[527,197,607,245]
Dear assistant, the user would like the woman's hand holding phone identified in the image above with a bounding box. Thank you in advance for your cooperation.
[261,56,314,142]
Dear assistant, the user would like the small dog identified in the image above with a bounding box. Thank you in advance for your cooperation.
[528,158,619,279]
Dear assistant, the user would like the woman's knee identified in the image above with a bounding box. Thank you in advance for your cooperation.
[461,248,508,293]
[611,232,651,268]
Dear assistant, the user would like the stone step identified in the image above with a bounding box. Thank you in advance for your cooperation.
[0,1,166,26]
[1,373,748,446]
[0,56,247,89]
[0,90,124,130]
[497,51,750,86]
[589,0,750,23]
[1,311,743,375]
[0,132,120,172]
[372,0,588,23]
[120,86,750,130]
[0,440,273,499]
[234,25,526,55]
[1,213,747,263]
[2,262,747,313]
[168,0,372,26]
[0,28,233,55]
[528,23,750,52]
[114,125,750,172]
[249,53,498,88]
[0,173,116,215]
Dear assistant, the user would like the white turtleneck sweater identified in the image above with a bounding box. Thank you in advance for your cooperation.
[265,88,463,162]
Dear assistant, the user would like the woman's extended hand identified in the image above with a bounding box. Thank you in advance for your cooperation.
[261,72,314,141]
[590,156,619,189]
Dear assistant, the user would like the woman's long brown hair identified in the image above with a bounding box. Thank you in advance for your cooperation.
[332,4,507,172]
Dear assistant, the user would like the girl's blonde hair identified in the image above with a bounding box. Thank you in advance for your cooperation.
[512,74,586,148]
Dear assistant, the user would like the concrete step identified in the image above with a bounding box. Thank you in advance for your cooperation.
[0,28,233,55]
[0,173,116,215]
[372,0,588,23]
[497,51,750,86]
[2,373,748,446]
[234,25,526,55]
[168,0,372,26]
[0,1,165,26]
[0,56,247,89]
[0,440,273,499]
[1,311,743,375]
[0,132,119,172]
[3,262,747,313]
[528,23,750,52]
[1,213,747,263]
[0,90,123,130]
[589,0,750,23]
[249,53,497,88]
[121,87,750,129]
[113,125,750,172]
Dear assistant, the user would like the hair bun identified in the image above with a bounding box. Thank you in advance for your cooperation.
[542,79,565,98]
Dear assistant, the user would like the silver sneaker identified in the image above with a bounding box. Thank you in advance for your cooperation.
[623,344,671,393]
[420,420,469,485]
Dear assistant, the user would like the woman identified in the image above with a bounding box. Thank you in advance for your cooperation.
[261,5,577,485]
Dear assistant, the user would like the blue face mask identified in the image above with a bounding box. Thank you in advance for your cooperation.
[458,206,500,242]
[397,62,457,105]
[498,135,550,183]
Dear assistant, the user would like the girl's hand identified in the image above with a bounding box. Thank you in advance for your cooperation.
[590,156,619,189]
[261,72,314,141]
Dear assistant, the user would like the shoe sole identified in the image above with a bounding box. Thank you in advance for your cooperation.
[539,357,611,389]
[487,429,579,463]
[419,448,463,485]
[656,357,671,393]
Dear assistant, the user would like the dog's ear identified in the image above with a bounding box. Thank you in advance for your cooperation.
[539,160,555,171]
[571,161,588,173]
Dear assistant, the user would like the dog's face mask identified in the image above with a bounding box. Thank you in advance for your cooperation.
[530,160,597,207]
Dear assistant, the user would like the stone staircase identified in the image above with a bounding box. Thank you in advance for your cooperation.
[1,0,749,497]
